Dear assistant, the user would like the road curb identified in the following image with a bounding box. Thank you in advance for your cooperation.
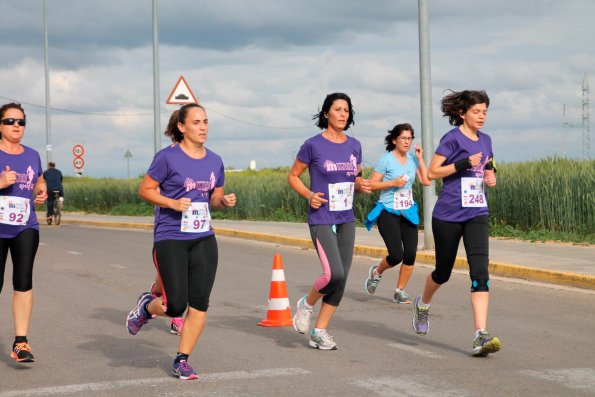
[60,219,154,230]
[58,219,595,291]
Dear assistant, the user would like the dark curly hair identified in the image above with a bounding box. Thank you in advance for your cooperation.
[441,90,490,126]
[312,92,354,130]
[384,123,414,151]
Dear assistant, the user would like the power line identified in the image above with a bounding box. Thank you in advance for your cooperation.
[0,94,154,116]
[0,94,312,130]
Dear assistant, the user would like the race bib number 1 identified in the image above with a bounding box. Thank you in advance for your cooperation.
[0,196,30,226]
[461,177,487,207]
[328,182,354,212]
[181,202,211,233]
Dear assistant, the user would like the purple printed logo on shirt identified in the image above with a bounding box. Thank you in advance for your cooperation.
[468,158,489,178]
[4,166,36,190]
[323,153,358,177]
[183,171,216,199]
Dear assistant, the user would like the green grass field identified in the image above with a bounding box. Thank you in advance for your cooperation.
[54,158,594,244]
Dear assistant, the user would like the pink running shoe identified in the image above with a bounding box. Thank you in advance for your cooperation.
[170,317,184,335]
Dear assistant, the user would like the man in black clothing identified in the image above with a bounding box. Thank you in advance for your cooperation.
[42,162,63,221]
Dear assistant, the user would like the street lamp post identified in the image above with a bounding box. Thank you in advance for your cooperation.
[152,0,161,154]
[418,0,438,249]
[43,0,52,164]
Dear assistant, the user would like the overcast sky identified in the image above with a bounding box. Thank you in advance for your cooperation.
[0,0,593,178]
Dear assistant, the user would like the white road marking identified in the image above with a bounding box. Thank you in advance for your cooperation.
[109,264,127,269]
[521,368,595,392]
[388,342,443,359]
[353,376,471,397]
[0,367,310,397]
[66,251,82,255]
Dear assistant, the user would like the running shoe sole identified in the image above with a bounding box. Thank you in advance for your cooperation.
[10,352,34,362]
[172,370,199,380]
[472,337,502,357]
[364,266,379,294]
[308,340,338,350]
[292,296,310,334]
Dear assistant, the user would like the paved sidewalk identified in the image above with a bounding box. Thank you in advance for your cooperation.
[51,213,595,290]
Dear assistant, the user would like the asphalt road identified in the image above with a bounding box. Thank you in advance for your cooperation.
[0,225,594,397]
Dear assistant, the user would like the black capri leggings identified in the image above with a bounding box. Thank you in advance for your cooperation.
[431,215,490,292]
[0,228,40,293]
[153,235,218,317]
[377,211,419,267]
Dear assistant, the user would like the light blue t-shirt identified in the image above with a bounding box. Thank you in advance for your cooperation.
[375,151,419,208]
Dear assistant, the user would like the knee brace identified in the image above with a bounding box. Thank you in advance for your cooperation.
[471,278,490,292]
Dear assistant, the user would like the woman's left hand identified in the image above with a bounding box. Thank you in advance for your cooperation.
[415,144,423,159]
[221,193,236,208]
[34,188,48,205]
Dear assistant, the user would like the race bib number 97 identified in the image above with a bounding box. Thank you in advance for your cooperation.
[181,202,211,233]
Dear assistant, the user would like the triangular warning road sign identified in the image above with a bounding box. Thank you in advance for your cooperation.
[166,76,199,105]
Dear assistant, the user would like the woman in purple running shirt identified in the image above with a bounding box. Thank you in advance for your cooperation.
[411,90,501,357]
[0,103,47,363]
[126,103,236,380]
[288,93,371,350]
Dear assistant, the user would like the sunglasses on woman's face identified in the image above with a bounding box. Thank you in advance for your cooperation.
[0,118,26,127]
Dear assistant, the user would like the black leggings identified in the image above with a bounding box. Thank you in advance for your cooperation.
[431,216,490,292]
[377,211,418,267]
[0,228,39,293]
[153,235,218,317]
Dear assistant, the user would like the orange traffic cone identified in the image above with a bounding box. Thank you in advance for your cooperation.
[258,254,293,327]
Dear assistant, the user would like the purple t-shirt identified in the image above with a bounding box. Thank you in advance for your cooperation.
[0,145,42,238]
[433,127,493,222]
[297,133,362,225]
[147,145,225,242]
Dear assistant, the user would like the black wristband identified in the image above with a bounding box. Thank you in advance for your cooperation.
[454,157,472,172]
[357,171,362,177]
[485,160,496,172]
